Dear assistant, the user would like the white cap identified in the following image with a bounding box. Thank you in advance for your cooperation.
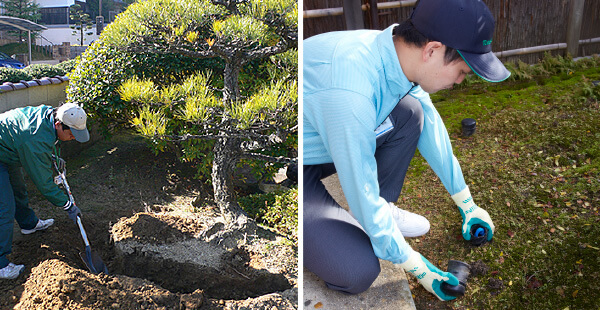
[56,102,89,143]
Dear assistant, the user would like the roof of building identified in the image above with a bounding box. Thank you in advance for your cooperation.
[0,16,48,32]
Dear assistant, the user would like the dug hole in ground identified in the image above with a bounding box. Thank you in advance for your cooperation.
[0,130,298,310]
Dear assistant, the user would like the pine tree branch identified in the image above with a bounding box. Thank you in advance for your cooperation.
[240,152,297,164]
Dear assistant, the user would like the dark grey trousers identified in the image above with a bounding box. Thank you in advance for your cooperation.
[304,95,424,294]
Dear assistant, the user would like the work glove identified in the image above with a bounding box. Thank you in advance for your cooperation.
[64,201,82,224]
[399,250,459,301]
[452,186,495,241]
[52,155,66,173]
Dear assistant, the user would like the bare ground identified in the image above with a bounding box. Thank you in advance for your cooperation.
[0,130,297,309]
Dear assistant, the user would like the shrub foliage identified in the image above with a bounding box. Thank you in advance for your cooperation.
[0,68,32,83]
[24,64,66,79]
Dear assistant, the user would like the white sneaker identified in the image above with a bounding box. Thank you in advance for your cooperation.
[21,218,55,235]
[0,263,25,279]
[388,202,430,237]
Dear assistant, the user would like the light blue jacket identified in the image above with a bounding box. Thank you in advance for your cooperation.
[303,25,467,264]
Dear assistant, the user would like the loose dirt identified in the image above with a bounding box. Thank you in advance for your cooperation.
[0,130,297,309]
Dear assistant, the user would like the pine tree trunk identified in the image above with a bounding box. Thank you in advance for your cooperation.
[223,59,242,105]
[211,136,248,227]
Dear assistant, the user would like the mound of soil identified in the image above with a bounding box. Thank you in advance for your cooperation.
[12,257,297,310]
[14,259,201,310]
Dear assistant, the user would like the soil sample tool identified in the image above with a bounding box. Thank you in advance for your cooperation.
[441,260,471,297]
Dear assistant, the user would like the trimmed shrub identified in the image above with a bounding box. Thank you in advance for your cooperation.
[55,59,78,75]
[24,64,66,79]
[0,68,33,83]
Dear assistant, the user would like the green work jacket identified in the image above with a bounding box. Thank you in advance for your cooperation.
[0,105,68,207]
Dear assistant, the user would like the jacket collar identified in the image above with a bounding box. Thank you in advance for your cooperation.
[376,24,414,98]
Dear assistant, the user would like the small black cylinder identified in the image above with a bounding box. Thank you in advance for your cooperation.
[470,225,488,246]
[441,260,471,297]
[461,118,476,137]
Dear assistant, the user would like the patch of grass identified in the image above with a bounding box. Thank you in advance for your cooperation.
[401,55,600,309]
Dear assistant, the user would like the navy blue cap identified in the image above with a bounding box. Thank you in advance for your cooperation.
[411,0,510,82]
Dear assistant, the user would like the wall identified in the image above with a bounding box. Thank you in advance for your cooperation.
[0,77,68,114]
[37,26,100,46]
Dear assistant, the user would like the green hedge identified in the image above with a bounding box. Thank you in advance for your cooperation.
[24,64,66,79]
[0,68,33,83]
[54,59,78,75]
[0,62,74,84]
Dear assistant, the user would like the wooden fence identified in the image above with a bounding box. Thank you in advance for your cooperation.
[303,0,600,64]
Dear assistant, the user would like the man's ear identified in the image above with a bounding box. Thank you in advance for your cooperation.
[422,41,444,62]
[54,121,61,130]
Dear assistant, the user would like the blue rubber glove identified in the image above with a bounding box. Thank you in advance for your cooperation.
[452,186,495,241]
[64,201,82,224]
[399,250,459,301]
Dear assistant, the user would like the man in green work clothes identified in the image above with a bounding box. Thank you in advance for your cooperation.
[0,102,88,279]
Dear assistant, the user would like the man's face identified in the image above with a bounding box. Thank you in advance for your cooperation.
[417,44,472,94]
[55,121,75,141]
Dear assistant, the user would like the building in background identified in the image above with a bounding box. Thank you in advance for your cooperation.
[34,0,127,46]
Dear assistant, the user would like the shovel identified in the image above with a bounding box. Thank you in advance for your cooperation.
[76,215,108,274]
[52,155,109,274]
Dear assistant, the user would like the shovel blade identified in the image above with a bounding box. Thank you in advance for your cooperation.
[79,247,109,275]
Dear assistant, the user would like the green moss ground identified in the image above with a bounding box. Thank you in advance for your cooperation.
[399,56,600,309]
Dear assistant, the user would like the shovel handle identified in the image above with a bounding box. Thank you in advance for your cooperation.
[77,216,90,247]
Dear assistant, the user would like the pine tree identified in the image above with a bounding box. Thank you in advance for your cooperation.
[68,0,298,229]
[69,4,94,45]
[124,0,298,227]
[1,0,41,41]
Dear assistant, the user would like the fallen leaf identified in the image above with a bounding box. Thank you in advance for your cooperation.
[572,290,578,298]
[550,228,555,233]
[557,226,565,231]
[507,230,515,238]
[314,302,323,309]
